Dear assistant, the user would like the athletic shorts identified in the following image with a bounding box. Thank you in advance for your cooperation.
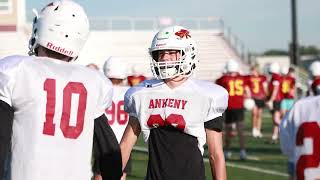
[281,99,294,111]
[3,151,11,180]
[225,109,244,124]
[253,99,265,108]
[271,101,281,113]
[124,156,132,173]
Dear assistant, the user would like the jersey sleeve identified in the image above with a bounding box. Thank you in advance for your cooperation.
[206,85,228,121]
[124,87,138,118]
[272,76,280,86]
[95,75,113,118]
[0,56,24,106]
[279,104,295,158]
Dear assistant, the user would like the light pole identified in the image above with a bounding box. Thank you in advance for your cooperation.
[290,0,300,66]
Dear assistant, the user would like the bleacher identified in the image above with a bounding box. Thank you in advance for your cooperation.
[0,17,247,81]
[0,31,29,58]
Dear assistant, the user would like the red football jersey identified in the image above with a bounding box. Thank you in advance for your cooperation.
[127,75,146,86]
[246,75,267,100]
[281,75,295,99]
[268,73,283,101]
[216,74,247,109]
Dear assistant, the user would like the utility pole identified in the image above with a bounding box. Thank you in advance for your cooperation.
[290,0,300,66]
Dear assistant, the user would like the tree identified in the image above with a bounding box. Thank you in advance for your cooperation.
[299,45,320,55]
[263,49,288,56]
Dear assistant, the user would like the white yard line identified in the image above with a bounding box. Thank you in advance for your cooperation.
[133,146,288,177]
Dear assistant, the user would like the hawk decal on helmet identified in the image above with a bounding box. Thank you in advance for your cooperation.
[175,29,191,39]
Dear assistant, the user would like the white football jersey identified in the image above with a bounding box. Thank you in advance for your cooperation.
[105,85,130,142]
[280,95,320,179]
[0,55,113,180]
[124,79,228,154]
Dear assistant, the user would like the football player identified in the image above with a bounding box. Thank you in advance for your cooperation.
[0,1,122,180]
[120,26,228,180]
[86,63,100,71]
[308,61,320,96]
[127,64,147,86]
[266,62,283,143]
[280,66,296,117]
[246,65,267,138]
[216,59,249,160]
[280,67,320,179]
[94,57,131,180]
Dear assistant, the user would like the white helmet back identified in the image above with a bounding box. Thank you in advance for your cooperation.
[103,56,128,79]
[310,61,320,77]
[269,62,280,74]
[226,59,240,73]
[28,0,89,59]
[149,25,198,79]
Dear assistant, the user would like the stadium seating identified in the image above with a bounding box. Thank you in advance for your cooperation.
[0,28,245,81]
[0,31,29,58]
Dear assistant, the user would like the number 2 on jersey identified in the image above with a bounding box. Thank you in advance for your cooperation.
[43,79,87,139]
[296,121,320,180]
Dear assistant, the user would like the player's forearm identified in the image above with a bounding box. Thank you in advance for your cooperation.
[245,86,251,98]
[120,118,140,169]
[205,128,226,180]
[209,153,227,180]
[269,86,279,101]
[120,142,132,169]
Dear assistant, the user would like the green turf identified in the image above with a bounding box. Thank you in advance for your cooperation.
[127,110,289,180]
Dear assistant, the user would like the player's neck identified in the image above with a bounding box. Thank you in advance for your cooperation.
[37,46,72,62]
[164,76,188,89]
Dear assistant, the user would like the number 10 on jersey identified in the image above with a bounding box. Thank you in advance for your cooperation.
[43,79,88,139]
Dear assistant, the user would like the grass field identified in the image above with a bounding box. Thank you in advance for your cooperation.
[126,111,289,180]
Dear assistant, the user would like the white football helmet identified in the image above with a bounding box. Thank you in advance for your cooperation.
[226,59,240,73]
[280,65,289,75]
[269,62,280,74]
[28,0,90,60]
[310,61,320,77]
[103,56,128,79]
[149,25,198,79]
[244,98,255,110]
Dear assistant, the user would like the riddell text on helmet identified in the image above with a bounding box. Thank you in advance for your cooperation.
[46,42,74,56]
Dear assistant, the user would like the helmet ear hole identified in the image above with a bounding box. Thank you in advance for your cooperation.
[152,51,159,61]
[31,37,36,46]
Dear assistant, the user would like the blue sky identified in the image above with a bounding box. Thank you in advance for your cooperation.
[27,0,320,53]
